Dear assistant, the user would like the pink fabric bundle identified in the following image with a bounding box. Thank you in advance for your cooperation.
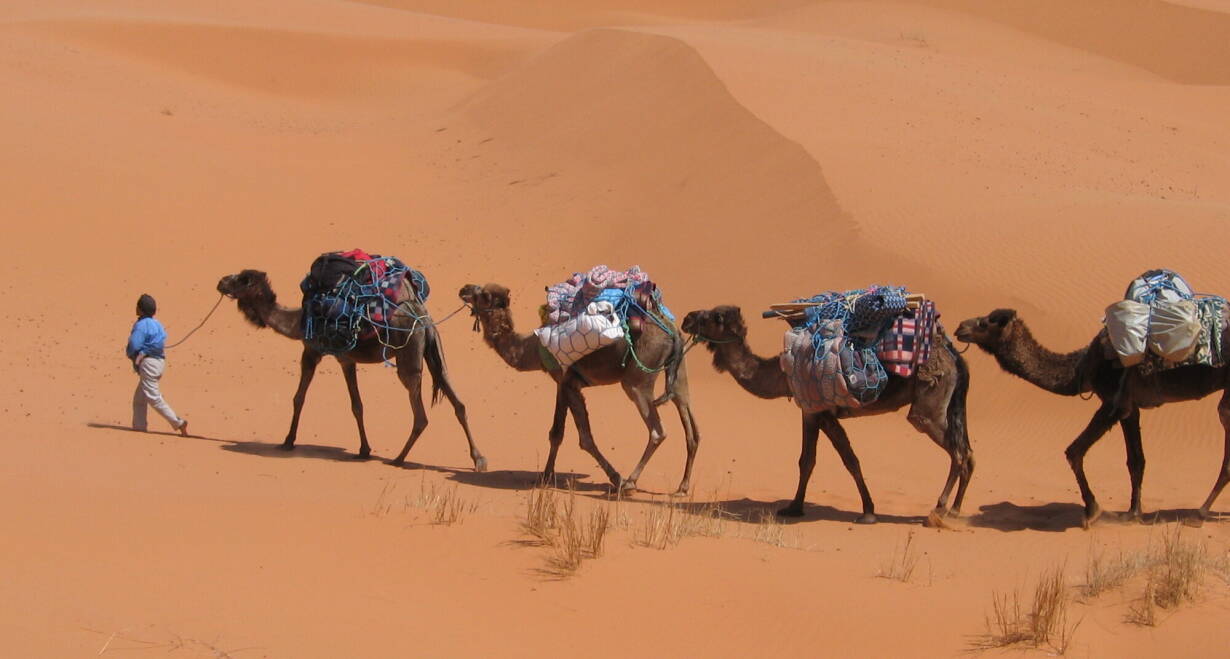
[545,265,648,324]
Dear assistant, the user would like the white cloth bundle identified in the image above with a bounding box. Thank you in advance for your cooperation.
[534,300,625,367]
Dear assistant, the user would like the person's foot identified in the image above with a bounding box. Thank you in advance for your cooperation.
[177,419,189,437]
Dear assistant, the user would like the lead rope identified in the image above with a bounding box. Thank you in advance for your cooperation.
[166,294,225,349]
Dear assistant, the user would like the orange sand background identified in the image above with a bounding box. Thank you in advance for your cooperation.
[3,0,1229,656]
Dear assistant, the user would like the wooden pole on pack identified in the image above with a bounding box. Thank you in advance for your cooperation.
[763,293,926,321]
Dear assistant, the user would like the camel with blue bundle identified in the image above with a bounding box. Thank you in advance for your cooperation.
[217,250,486,471]
[957,269,1230,526]
[682,286,972,524]
[459,265,699,494]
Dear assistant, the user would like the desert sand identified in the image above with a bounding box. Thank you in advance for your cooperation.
[3,0,1230,656]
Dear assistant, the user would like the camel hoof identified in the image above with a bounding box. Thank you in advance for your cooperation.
[947,506,962,518]
[389,457,406,467]
[671,487,690,497]
[1081,504,1104,530]
[278,442,296,451]
[777,505,804,518]
[472,456,488,473]
[856,513,878,525]
[352,452,372,461]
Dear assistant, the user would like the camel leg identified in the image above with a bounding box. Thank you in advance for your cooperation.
[670,367,701,496]
[559,376,622,489]
[953,452,976,515]
[340,361,371,459]
[1066,400,1122,528]
[909,410,961,517]
[431,375,487,473]
[1121,409,1145,521]
[390,360,429,466]
[423,330,487,472]
[819,413,877,524]
[778,411,821,518]
[621,381,667,494]
[906,383,964,517]
[283,347,323,450]
[1197,389,1230,520]
[541,391,568,486]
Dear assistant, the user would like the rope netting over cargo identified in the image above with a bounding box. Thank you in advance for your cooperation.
[778,285,920,413]
[300,251,432,358]
[1105,269,1228,371]
[535,265,676,371]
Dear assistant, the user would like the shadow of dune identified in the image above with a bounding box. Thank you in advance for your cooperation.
[968,501,1086,532]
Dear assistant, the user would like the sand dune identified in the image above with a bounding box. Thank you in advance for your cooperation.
[4,0,1230,656]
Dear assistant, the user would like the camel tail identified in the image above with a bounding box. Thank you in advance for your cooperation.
[423,326,447,407]
[652,330,686,407]
[944,330,972,458]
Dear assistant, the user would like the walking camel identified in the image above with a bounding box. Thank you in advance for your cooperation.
[955,308,1230,526]
[458,283,700,494]
[217,269,486,471]
[681,306,973,523]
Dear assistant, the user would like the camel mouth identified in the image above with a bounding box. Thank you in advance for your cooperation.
[680,311,705,335]
[216,275,236,297]
[457,284,480,305]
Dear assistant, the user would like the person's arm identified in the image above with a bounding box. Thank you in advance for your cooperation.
[126,321,147,363]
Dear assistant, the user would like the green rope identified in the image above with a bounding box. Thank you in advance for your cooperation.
[621,309,677,374]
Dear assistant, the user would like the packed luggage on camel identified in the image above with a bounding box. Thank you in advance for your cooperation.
[459,265,700,494]
[682,285,972,525]
[217,250,486,471]
[957,269,1230,527]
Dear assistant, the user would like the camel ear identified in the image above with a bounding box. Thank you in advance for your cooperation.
[719,307,746,336]
[988,309,1016,327]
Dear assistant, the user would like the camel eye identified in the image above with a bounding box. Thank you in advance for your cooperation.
[978,320,987,329]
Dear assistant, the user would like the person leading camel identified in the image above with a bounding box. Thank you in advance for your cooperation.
[127,294,189,436]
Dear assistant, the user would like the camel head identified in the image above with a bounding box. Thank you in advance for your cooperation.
[458,283,511,312]
[217,269,277,328]
[681,305,748,344]
[954,308,1018,351]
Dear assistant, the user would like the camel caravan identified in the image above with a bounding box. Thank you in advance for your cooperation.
[217,253,1230,527]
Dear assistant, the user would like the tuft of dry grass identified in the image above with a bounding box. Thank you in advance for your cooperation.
[877,530,922,583]
[1125,524,1227,626]
[520,485,611,578]
[370,478,478,526]
[1081,545,1145,600]
[633,499,729,549]
[970,565,1079,655]
[411,480,478,526]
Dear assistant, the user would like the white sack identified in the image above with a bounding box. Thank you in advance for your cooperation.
[1147,299,1200,362]
[534,300,624,367]
[1105,300,1150,367]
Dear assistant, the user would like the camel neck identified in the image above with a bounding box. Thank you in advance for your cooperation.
[990,321,1088,396]
[477,308,546,373]
[708,337,791,400]
[238,295,304,341]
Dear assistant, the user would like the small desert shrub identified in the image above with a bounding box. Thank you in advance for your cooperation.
[970,565,1079,655]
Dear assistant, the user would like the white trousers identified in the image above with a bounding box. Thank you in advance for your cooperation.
[132,357,182,430]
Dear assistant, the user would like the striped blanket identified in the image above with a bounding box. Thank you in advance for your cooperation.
[876,301,938,378]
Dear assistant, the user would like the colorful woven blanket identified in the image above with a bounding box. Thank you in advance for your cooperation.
[877,301,938,378]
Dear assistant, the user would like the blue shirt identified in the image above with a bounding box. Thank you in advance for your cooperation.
[126,317,167,360]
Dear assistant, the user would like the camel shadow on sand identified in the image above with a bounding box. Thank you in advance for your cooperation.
[389,461,610,494]
[667,496,927,526]
[969,501,1217,531]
